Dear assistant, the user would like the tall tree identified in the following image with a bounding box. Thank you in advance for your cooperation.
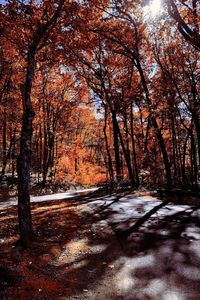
[2,0,66,246]
[166,0,200,50]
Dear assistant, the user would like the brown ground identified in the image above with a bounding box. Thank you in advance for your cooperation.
[0,194,123,300]
[1,189,200,300]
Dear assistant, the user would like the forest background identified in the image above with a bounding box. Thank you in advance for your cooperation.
[0,0,199,245]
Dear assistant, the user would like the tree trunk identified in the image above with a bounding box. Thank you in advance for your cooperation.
[190,130,198,189]
[193,113,200,167]
[171,115,177,179]
[1,98,7,178]
[39,124,42,183]
[112,111,121,182]
[17,48,36,247]
[130,102,139,186]
[16,0,64,247]
[151,116,172,188]
[135,58,172,188]
[11,128,16,180]
[115,117,135,186]
[103,105,114,182]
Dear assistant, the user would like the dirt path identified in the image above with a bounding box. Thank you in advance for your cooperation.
[85,191,200,300]
[0,189,200,299]
[0,189,124,300]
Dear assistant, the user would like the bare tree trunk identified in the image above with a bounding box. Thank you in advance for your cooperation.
[1,98,7,178]
[11,128,16,180]
[39,124,42,183]
[171,115,178,179]
[16,0,64,247]
[193,113,200,167]
[130,102,139,186]
[17,48,36,247]
[190,130,198,189]
[103,105,114,182]
[112,111,122,182]
[115,117,135,186]
[135,58,172,188]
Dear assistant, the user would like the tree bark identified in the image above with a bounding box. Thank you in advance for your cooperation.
[193,113,200,167]
[130,102,139,186]
[16,1,65,247]
[1,98,7,178]
[115,116,135,186]
[135,58,172,188]
[17,48,36,247]
[103,105,114,182]
[112,111,122,182]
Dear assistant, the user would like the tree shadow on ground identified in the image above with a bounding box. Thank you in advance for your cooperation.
[0,191,200,299]
[122,209,200,300]
[0,191,126,300]
[96,196,200,300]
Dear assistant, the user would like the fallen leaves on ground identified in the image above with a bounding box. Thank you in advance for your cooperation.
[0,199,90,300]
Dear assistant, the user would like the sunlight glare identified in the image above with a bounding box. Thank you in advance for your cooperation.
[150,0,161,17]
[143,0,162,19]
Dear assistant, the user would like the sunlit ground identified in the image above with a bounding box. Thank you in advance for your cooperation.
[1,191,200,299]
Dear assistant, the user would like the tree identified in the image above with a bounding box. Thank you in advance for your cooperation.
[1,0,66,247]
[166,0,200,50]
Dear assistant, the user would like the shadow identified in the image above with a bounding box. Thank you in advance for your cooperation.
[119,208,200,299]
[0,187,17,203]
[0,192,124,300]
[83,192,200,299]
[115,199,171,239]
[0,189,200,299]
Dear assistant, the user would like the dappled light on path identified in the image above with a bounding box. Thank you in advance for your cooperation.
[0,190,200,299]
[86,191,200,299]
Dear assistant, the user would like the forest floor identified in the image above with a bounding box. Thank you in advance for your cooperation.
[0,188,200,299]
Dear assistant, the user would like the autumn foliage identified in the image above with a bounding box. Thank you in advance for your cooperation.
[0,0,199,191]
